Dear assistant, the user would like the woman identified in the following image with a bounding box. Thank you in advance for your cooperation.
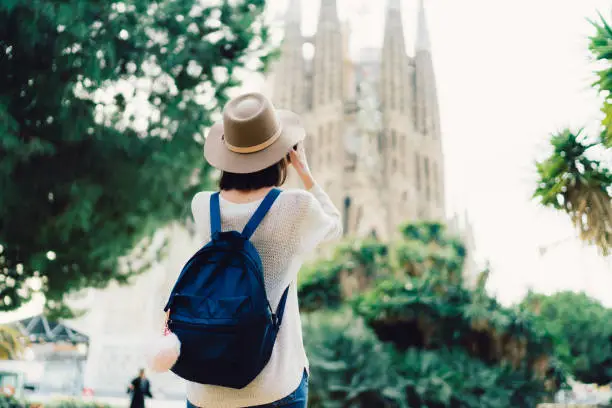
[186,92,342,407]
[127,369,153,408]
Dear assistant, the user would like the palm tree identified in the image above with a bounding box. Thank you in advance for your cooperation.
[534,13,612,256]
[0,325,26,360]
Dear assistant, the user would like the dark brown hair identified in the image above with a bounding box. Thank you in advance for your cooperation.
[219,157,289,191]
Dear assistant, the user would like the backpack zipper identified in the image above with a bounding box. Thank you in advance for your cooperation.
[169,319,239,332]
[169,314,275,331]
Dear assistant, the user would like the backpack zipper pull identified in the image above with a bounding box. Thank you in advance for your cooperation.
[272,313,278,328]
[164,294,176,312]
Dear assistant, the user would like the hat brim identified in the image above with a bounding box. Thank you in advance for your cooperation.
[204,109,306,174]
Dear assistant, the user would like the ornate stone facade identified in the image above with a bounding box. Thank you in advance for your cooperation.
[267,0,446,240]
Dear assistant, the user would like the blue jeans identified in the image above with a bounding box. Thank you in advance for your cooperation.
[186,369,308,408]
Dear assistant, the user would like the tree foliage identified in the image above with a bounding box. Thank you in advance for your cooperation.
[0,0,276,315]
[534,13,612,256]
[521,290,612,385]
[0,325,26,360]
[299,222,564,407]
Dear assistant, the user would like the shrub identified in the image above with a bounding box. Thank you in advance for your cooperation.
[521,290,612,385]
[0,397,116,408]
[299,221,565,407]
[0,397,22,408]
[301,311,562,408]
[302,311,400,408]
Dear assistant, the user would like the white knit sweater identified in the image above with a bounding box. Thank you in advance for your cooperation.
[187,184,342,407]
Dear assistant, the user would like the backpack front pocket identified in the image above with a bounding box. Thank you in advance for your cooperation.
[169,319,265,388]
[170,320,238,359]
[172,294,252,321]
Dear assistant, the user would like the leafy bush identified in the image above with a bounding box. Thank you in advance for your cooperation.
[41,401,114,408]
[0,397,115,408]
[298,261,344,313]
[0,395,111,408]
[303,311,400,408]
[522,290,612,385]
[299,221,565,407]
[0,397,22,408]
[302,311,561,408]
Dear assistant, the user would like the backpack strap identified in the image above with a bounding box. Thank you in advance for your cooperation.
[210,192,222,236]
[274,286,290,328]
[241,188,281,239]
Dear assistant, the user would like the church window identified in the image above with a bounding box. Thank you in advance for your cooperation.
[424,157,430,201]
[318,125,324,166]
[432,162,438,203]
[356,206,363,230]
[415,153,421,191]
[328,122,334,164]
[370,229,378,239]
[399,74,405,113]
[343,196,351,236]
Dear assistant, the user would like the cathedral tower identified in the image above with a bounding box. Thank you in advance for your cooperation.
[414,0,445,219]
[269,0,305,113]
[380,0,418,229]
[268,0,447,240]
[309,0,345,210]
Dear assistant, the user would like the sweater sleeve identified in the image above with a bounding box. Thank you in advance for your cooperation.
[191,191,212,245]
[298,183,343,254]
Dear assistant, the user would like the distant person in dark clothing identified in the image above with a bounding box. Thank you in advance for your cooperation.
[128,368,153,408]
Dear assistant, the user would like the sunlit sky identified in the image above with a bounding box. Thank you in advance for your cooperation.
[2,0,611,324]
[243,0,612,306]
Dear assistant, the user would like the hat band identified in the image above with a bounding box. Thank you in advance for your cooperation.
[224,125,282,154]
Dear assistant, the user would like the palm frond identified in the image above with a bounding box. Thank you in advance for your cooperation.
[534,129,612,255]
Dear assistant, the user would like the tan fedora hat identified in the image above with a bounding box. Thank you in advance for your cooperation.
[204,92,306,174]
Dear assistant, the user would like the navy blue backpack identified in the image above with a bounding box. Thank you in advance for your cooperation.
[163,188,289,388]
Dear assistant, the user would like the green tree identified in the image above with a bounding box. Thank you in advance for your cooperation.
[521,290,612,385]
[299,222,564,407]
[0,0,276,315]
[534,13,612,256]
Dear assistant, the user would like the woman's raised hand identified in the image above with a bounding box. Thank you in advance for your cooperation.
[289,142,314,190]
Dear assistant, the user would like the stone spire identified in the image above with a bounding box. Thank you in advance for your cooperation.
[318,0,339,23]
[379,0,417,228]
[308,0,345,213]
[384,0,405,37]
[387,0,401,10]
[415,0,438,136]
[285,0,301,23]
[416,0,431,52]
[267,0,305,112]
[413,0,444,219]
[380,0,411,115]
[283,0,302,39]
[311,0,343,106]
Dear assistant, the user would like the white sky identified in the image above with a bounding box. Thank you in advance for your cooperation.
[248,0,612,306]
[2,0,611,324]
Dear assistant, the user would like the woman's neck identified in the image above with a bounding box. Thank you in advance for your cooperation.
[220,187,273,204]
